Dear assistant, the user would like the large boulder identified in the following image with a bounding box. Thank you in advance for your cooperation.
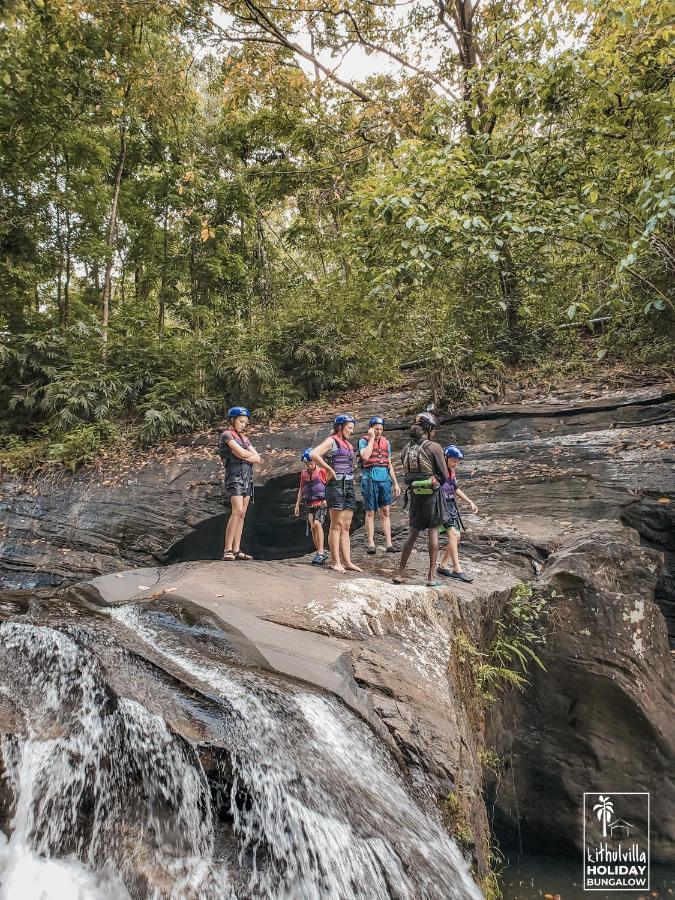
[486,524,675,863]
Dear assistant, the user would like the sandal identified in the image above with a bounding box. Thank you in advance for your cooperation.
[426,580,442,588]
[234,551,252,561]
[392,575,406,585]
[385,545,397,553]
[222,551,236,561]
[366,545,377,555]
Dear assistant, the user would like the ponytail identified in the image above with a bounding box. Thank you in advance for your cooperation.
[408,424,425,441]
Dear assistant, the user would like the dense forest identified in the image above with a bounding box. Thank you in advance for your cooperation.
[1,0,673,470]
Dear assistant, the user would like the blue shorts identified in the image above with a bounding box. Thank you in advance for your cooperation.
[361,474,392,512]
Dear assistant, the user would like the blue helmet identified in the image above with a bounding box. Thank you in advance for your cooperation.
[369,416,385,427]
[301,447,313,463]
[228,406,251,419]
[444,444,464,459]
[334,414,356,428]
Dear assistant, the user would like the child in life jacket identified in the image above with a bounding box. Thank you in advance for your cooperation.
[438,445,478,583]
[294,448,329,565]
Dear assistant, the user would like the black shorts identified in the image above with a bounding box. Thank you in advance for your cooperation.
[325,477,356,511]
[408,489,445,531]
[306,504,328,526]
[225,474,254,499]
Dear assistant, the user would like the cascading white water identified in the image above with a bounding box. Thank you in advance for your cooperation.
[0,622,227,900]
[0,608,483,900]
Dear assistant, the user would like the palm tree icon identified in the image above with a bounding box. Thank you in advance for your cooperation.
[593,796,615,838]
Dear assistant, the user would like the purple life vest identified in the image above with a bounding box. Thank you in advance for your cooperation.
[301,469,326,504]
[327,435,354,476]
[441,469,457,500]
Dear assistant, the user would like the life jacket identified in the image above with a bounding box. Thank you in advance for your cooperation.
[326,434,354,476]
[300,468,326,504]
[361,435,391,469]
[218,429,253,479]
[441,467,457,500]
[401,439,434,479]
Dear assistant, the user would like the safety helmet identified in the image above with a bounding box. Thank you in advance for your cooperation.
[228,406,251,419]
[444,444,464,459]
[415,411,439,430]
[369,416,385,427]
[334,414,356,428]
[301,448,313,463]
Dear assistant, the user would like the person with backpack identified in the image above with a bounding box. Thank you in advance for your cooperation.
[310,414,363,573]
[438,444,478,583]
[393,412,449,587]
[217,406,261,561]
[358,416,401,554]
[294,448,329,565]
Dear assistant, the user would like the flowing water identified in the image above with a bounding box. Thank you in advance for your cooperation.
[0,593,481,900]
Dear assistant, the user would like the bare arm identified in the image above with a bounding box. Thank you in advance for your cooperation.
[359,430,375,461]
[310,437,337,479]
[294,483,303,516]
[226,438,260,464]
[455,487,478,513]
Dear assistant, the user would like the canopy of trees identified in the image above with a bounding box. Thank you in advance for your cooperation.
[1,0,673,468]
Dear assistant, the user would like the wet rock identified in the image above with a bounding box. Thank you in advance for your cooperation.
[486,524,675,864]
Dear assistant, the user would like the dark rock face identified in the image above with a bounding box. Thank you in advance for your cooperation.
[486,525,675,863]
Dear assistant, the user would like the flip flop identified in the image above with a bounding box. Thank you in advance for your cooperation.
[222,551,236,561]
[366,546,377,555]
[234,551,252,561]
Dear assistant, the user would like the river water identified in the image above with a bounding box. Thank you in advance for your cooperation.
[0,593,481,900]
[501,853,675,900]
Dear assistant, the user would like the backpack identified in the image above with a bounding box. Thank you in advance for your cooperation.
[401,440,434,477]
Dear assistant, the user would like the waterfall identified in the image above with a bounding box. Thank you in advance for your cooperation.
[0,608,482,899]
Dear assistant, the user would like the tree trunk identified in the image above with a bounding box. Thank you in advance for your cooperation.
[101,123,127,348]
[254,209,273,307]
[63,153,71,326]
[158,200,168,332]
[189,232,198,307]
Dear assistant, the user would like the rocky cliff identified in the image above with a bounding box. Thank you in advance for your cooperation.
[1,379,674,880]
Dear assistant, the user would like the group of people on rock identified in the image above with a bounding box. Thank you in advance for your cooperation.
[217,406,478,587]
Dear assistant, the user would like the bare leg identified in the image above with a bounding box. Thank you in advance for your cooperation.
[395,528,420,580]
[311,518,325,554]
[225,496,246,552]
[233,496,250,553]
[328,509,345,571]
[427,527,439,582]
[441,530,461,571]
[341,512,362,571]
[380,506,393,547]
[365,511,376,547]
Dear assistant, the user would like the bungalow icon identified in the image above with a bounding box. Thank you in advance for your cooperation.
[609,818,633,840]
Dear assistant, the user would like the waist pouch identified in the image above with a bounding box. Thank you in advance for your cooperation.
[411,477,436,496]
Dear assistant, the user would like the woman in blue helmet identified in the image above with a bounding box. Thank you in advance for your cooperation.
[217,406,261,561]
[310,414,362,572]
[438,444,478,583]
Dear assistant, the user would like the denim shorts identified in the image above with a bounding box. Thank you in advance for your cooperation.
[325,477,356,511]
[361,473,392,512]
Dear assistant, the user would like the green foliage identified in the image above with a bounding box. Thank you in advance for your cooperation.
[0,0,672,467]
[453,583,549,707]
